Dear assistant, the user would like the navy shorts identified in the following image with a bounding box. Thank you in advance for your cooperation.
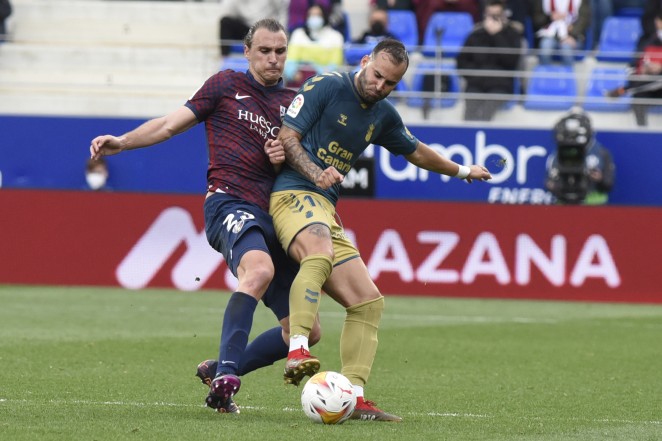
[204,192,295,321]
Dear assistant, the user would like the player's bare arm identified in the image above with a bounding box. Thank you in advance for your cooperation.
[405,141,492,183]
[90,106,198,159]
[278,125,343,189]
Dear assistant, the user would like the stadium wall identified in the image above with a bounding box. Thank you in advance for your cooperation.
[1,115,662,205]
[1,189,661,303]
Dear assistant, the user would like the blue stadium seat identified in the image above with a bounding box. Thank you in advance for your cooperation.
[523,65,577,110]
[407,61,460,109]
[595,16,642,62]
[387,10,419,50]
[220,56,249,72]
[421,12,473,58]
[343,42,377,66]
[583,67,631,112]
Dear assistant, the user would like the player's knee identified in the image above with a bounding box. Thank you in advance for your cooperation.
[347,295,385,320]
[239,259,275,295]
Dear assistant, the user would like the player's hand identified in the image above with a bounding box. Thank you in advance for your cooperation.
[264,138,286,165]
[464,165,492,183]
[90,135,122,159]
[315,166,344,189]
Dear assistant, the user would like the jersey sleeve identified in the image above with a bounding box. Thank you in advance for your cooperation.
[282,73,338,136]
[374,103,418,156]
[185,71,226,122]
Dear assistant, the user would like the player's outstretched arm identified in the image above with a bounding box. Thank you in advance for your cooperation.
[405,141,492,183]
[278,125,343,189]
[89,106,198,160]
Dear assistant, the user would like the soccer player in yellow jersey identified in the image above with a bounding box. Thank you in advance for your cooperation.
[270,38,492,421]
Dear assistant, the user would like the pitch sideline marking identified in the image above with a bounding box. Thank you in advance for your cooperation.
[1,398,661,425]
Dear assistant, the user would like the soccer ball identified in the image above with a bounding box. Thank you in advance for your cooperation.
[300,371,357,424]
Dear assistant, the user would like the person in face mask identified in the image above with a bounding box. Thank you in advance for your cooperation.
[284,3,345,87]
[353,8,397,45]
[85,157,112,191]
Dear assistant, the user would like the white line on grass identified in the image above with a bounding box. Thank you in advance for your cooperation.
[2,398,661,425]
[320,311,559,324]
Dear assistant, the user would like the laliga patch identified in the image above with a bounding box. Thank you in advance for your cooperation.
[287,94,304,118]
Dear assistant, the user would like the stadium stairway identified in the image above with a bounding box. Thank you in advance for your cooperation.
[0,0,221,117]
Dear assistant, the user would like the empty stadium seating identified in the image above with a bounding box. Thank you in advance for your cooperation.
[583,67,631,112]
[595,16,642,62]
[407,61,460,109]
[523,65,578,111]
[386,10,418,50]
[421,12,473,59]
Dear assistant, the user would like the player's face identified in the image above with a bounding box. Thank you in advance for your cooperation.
[246,28,288,87]
[356,52,407,104]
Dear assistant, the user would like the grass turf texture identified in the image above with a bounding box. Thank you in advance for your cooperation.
[1,285,661,441]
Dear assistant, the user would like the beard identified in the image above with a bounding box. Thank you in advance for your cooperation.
[356,69,383,104]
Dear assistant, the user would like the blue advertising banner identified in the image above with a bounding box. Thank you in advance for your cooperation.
[375,126,662,206]
[0,116,660,205]
[0,115,208,194]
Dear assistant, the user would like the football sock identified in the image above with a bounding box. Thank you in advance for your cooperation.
[216,291,257,377]
[340,296,385,386]
[289,254,332,338]
[289,334,309,352]
[237,326,288,376]
[352,385,364,398]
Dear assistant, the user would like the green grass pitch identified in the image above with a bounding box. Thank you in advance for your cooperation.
[1,285,661,441]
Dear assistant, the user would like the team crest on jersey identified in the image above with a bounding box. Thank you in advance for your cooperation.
[287,94,304,118]
[365,124,375,142]
[280,105,287,118]
[337,114,348,126]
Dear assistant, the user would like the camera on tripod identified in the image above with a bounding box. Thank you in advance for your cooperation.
[549,109,592,204]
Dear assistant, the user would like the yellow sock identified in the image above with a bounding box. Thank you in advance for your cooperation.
[289,254,333,337]
[340,296,385,386]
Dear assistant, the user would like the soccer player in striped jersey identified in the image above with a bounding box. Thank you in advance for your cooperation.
[270,38,492,421]
[89,18,321,414]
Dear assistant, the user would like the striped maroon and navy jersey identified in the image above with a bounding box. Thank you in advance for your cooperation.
[185,70,296,211]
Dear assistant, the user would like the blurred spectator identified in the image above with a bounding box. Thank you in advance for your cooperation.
[591,0,613,49]
[533,0,591,66]
[480,0,532,30]
[218,0,288,57]
[353,8,397,44]
[457,0,524,121]
[629,11,662,126]
[413,0,481,45]
[370,0,416,10]
[545,107,615,205]
[85,157,112,192]
[285,3,344,87]
[636,0,662,52]
[0,0,11,41]
[288,0,347,39]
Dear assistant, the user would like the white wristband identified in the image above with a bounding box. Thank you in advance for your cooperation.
[455,165,471,179]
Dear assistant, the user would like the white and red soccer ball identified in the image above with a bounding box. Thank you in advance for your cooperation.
[300,371,357,424]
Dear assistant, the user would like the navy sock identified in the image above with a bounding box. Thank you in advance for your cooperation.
[215,291,258,377]
[237,326,289,376]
